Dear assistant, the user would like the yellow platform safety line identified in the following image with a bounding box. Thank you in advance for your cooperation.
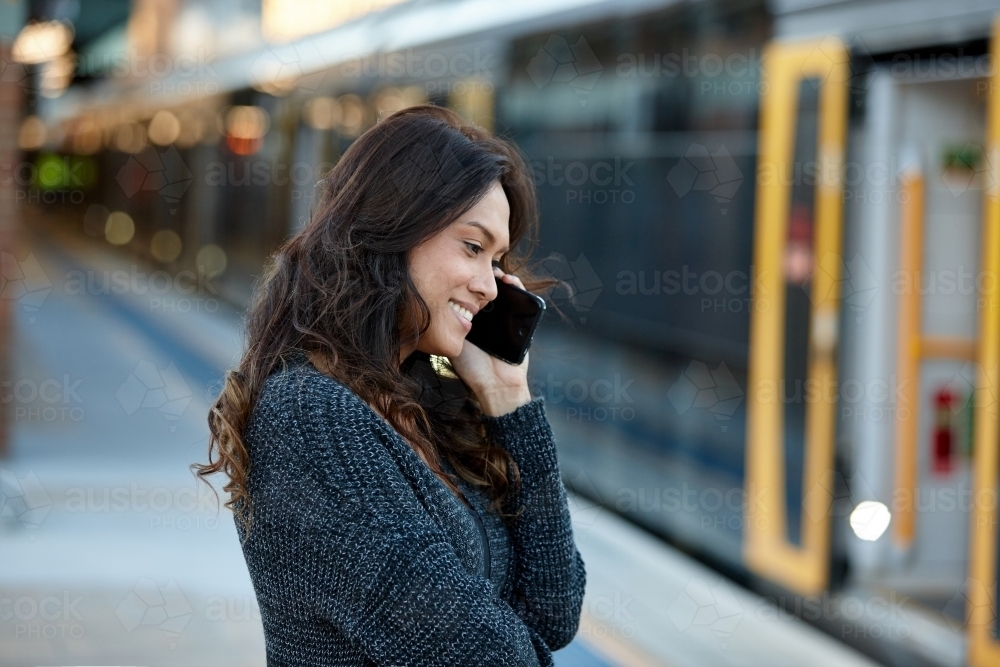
[743,36,848,597]
[893,169,924,549]
[968,16,1000,667]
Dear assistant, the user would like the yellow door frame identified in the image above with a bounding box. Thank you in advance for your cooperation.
[967,17,1000,667]
[744,36,848,596]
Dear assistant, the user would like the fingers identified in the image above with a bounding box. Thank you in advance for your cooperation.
[494,266,526,291]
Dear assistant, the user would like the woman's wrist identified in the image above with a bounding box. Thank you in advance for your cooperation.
[476,383,532,417]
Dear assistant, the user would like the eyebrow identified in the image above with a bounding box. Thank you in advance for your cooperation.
[465,221,509,254]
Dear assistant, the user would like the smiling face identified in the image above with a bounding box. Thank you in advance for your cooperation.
[405,180,510,360]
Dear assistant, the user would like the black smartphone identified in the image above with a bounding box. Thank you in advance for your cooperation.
[466,277,546,365]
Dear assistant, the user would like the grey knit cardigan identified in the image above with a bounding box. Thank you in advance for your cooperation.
[236,349,587,666]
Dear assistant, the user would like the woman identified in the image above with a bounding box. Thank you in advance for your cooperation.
[194,104,586,666]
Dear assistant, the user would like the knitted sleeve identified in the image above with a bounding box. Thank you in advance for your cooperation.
[267,370,556,666]
[481,396,587,651]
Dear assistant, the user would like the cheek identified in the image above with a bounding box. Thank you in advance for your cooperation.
[420,269,453,311]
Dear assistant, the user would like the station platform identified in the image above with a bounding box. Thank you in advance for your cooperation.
[0,217,880,666]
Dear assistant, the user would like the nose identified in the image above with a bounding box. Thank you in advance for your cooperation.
[470,264,499,305]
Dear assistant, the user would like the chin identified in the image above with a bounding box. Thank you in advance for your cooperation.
[423,331,463,359]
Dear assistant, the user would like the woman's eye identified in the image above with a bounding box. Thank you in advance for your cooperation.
[492,260,502,268]
[465,242,482,255]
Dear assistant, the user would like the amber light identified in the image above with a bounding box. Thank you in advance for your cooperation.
[222,106,269,156]
[226,134,262,156]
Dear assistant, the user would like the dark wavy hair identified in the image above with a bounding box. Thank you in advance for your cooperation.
[193,104,559,539]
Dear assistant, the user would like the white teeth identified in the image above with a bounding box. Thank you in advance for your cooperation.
[449,300,473,322]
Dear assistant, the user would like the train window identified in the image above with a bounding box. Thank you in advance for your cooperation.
[782,78,821,548]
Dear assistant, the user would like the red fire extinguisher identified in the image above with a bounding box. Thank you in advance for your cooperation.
[933,387,955,474]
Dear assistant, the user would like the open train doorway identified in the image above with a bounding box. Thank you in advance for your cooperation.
[887,73,984,616]
[845,37,1000,666]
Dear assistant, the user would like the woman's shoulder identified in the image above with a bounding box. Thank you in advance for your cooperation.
[253,348,370,430]
[260,348,348,399]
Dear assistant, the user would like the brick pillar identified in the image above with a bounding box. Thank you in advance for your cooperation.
[0,40,25,459]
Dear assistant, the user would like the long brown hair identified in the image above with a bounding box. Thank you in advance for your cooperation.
[193,104,558,539]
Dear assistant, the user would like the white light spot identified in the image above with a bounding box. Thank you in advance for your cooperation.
[850,501,891,541]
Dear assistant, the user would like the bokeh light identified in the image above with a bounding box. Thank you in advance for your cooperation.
[150,229,183,262]
[105,211,135,245]
[148,110,182,146]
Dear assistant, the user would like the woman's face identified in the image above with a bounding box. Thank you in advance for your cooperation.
[406,180,510,360]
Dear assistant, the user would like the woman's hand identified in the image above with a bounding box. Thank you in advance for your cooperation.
[449,266,533,417]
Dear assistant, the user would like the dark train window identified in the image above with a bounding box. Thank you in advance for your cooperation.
[782,77,821,548]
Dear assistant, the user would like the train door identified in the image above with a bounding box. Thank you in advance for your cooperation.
[887,65,983,630]
[743,36,848,596]
[969,20,1000,667]
[865,31,1000,667]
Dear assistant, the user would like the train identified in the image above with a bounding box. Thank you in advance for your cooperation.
[20,0,1000,664]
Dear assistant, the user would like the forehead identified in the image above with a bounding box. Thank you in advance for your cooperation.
[455,184,510,249]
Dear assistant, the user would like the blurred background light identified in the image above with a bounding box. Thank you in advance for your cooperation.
[112,122,147,154]
[196,243,228,275]
[150,229,183,263]
[174,109,206,148]
[302,96,341,131]
[850,501,892,542]
[39,51,77,97]
[105,211,135,245]
[147,110,182,146]
[71,117,103,155]
[261,0,406,42]
[17,116,46,151]
[12,19,73,64]
[372,86,428,120]
[223,105,269,155]
[336,94,367,138]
